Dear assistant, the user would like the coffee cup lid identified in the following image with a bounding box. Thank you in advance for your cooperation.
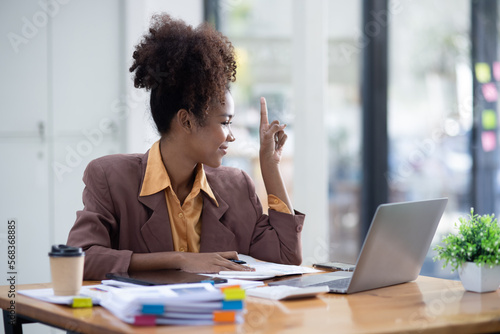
[48,244,84,257]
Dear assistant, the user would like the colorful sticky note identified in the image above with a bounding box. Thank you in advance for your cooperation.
[220,285,241,292]
[476,63,491,83]
[71,297,92,308]
[213,310,236,322]
[142,304,164,315]
[482,82,498,102]
[481,131,497,152]
[494,62,500,81]
[134,315,156,326]
[222,288,245,301]
[221,300,244,310]
[482,110,497,130]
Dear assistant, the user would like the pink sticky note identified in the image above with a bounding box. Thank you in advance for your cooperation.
[494,62,500,81]
[481,131,496,152]
[134,315,156,326]
[482,83,498,102]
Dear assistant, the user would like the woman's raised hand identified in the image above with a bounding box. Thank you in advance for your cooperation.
[259,97,287,164]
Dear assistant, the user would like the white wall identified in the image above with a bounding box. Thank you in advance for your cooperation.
[1,0,125,333]
[292,0,330,265]
[0,1,202,333]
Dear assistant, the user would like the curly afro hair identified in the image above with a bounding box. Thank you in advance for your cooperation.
[129,13,237,135]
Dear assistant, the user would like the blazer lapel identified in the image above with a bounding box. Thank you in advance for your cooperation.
[199,190,237,252]
[137,151,174,253]
[138,191,175,253]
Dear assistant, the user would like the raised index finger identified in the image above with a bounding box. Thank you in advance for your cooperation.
[260,97,269,126]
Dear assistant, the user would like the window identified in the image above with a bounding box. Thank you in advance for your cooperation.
[389,0,470,279]
[218,0,294,211]
[213,1,498,278]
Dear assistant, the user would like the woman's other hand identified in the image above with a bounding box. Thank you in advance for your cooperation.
[178,251,254,273]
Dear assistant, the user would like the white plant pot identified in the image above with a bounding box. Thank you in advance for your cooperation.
[458,262,500,293]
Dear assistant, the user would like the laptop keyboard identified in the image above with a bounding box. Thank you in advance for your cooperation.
[309,278,351,290]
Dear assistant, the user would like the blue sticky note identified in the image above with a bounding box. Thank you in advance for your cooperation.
[142,304,164,315]
[222,300,244,310]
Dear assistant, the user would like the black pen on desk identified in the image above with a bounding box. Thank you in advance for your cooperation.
[230,259,246,264]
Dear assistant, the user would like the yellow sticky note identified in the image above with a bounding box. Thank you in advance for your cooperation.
[72,297,92,308]
[482,109,497,130]
[476,63,491,83]
[223,288,245,301]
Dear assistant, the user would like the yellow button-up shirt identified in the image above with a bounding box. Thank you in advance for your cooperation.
[139,141,291,253]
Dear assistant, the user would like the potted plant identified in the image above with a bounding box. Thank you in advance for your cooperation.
[433,208,500,293]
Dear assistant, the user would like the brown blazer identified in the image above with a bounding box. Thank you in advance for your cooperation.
[67,151,305,279]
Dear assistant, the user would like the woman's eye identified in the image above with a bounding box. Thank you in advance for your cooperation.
[222,121,232,126]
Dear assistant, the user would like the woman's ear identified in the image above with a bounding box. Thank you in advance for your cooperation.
[176,109,194,133]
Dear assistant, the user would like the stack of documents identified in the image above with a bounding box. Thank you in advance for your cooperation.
[100,283,246,326]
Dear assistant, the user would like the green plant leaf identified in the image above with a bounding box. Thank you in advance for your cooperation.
[433,208,500,272]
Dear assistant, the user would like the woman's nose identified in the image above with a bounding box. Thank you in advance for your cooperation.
[227,130,235,142]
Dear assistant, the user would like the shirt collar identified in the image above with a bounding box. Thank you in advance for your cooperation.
[139,141,219,206]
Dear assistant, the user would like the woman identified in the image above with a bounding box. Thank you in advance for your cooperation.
[67,13,304,280]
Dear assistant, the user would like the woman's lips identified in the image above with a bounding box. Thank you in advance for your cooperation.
[219,145,228,155]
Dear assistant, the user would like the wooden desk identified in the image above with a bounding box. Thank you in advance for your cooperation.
[1,276,500,334]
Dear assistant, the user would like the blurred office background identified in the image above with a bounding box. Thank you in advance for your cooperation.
[2,0,500,331]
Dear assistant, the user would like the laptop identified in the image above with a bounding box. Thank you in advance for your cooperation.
[269,198,448,294]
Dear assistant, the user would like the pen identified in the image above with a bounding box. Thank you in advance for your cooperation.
[229,259,246,264]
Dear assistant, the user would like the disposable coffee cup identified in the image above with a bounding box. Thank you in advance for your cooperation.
[48,244,85,296]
